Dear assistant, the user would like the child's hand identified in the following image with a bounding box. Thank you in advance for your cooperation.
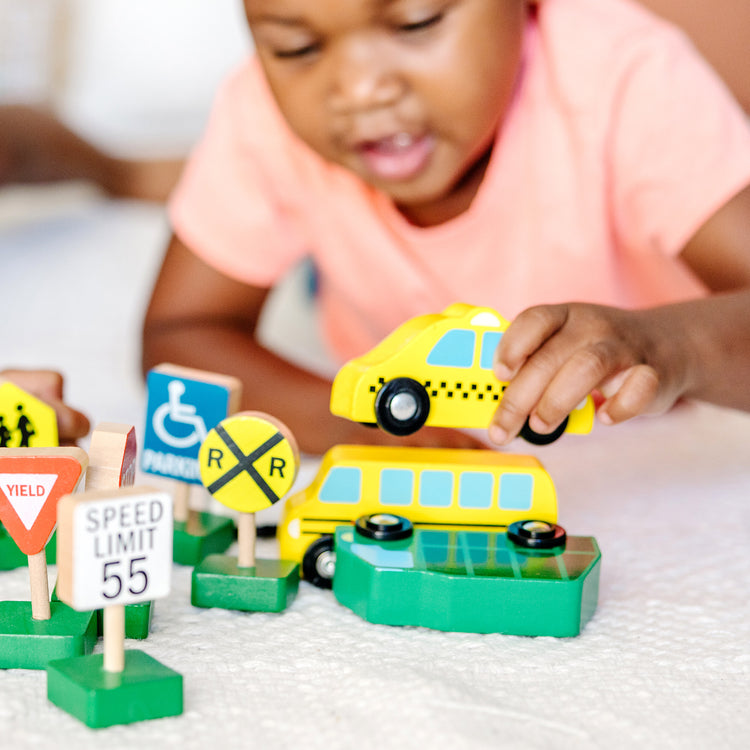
[0,369,90,445]
[488,303,688,446]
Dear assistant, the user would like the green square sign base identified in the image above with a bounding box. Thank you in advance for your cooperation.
[51,586,152,640]
[0,528,57,570]
[47,650,183,728]
[173,513,235,566]
[191,555,299,612]
[333,527,601,637]
[0,601,97,669]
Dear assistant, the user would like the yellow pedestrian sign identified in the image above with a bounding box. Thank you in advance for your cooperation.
[198,412,299,513]
[0,381,58,448]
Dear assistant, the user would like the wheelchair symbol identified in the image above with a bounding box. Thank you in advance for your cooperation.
[152,380,208,449]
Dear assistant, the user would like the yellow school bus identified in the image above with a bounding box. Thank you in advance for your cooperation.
[277,444,557,587]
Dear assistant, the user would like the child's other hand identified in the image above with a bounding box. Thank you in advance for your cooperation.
[487,303,686,446]
[0,369,91,445]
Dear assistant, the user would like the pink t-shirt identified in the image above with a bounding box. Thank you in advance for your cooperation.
[169,0,750,362]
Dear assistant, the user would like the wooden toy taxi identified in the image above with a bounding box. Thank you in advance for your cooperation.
[0,379,60,570]
[49,484,181,728]
[330,303,594,444]
[142,364,241,565]
[192,411,300,612]
[0,447,96,669]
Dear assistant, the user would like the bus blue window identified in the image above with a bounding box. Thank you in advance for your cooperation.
[419,471,453,508]
[480,331,503,369]
[498,473,533,510]
[318,466,362,504]
[426,329,475,368]
[458,472,493,509]
[380,468,413,506]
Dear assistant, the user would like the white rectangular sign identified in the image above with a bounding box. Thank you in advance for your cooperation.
[69,488,173,610]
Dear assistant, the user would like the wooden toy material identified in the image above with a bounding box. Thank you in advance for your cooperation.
[51,485,181,727]
[0,447,94,669]
[47,650,183,729]
[277,444,558,588]
[332,519,601,637]
[82,423,152,639]
[193,412,300,612]
[329,303,595,444]
[142,364,241,565]
[0,380,59,448]
[0,529,57,570]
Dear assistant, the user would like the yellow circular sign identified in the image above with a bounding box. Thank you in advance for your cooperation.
[198,411,299,513]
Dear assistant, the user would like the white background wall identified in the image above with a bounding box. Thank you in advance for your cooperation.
[1,0,253,155]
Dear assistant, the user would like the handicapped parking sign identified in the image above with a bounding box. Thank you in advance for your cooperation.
[141,365,242,485]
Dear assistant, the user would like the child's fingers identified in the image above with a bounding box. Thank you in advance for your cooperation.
[493,304,569,380]
[597,364,661,425]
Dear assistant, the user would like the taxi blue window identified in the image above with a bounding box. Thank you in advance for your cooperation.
[458,472,493,509]
[418,471,453,508]
[426,329,475,368]
[380,468,413,506]
[498,473,533,510]
[480,331,503,369]
[319,467,361,504]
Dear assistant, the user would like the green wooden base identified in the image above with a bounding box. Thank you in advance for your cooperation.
[191,555,299,612]
[0,529,57,570]
[0,601,97,669]
[173,513,235,566]
[333,526,601,637]
[51,586,153,640]
[47,650,183,728]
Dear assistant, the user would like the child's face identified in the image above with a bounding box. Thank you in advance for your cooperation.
[244,0,529,226]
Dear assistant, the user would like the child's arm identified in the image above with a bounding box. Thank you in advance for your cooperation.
[488,184,750,446]
[0,369,90,445]
[142,236,486,455]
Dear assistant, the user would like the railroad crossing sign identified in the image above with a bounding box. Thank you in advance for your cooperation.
[0,448,88,555]
[198,412,299,513]
[0,381,58,448]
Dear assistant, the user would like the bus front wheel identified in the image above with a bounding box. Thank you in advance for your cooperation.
[519,416,569,445]
[302,535,336,589]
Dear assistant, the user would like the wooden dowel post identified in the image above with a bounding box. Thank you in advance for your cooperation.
[28,551,51,621]
[103,605,125,673]
[172,480,190,524]
[237,513,256,569]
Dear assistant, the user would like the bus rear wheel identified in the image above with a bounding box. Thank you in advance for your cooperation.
[519,416,568,445]
[302,535,336,589]
[375,377,430,435]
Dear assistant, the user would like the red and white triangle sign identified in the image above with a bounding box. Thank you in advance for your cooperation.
[0,448,88,555]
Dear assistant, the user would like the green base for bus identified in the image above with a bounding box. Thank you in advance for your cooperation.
[191,554,299,612]
[333,526,601,637]
[173,512,236,566]
[47,650,183,728]
[51,586,153,640]
[0,528,57,570]
[0,601,97,669]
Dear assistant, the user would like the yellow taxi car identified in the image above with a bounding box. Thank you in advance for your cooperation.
[330,303,594,444]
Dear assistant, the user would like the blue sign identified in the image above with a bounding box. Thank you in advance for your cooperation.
[142,370,234,484]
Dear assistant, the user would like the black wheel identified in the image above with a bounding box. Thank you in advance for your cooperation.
[374,377,430,436]
[507,520,566,549]
[355,514,413,542]
[302,535,336,589]
[519,416,569,445]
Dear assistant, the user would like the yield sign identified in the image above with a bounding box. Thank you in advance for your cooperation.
[0,447,88,555]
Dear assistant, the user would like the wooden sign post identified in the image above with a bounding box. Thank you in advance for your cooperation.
[142,364,241,565]
[0,447,96,670]
[192,411,301,612]
[50,485,182,728]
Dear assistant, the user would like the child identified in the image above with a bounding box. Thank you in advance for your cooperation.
[143,0,750,455]
[0,369,89,445]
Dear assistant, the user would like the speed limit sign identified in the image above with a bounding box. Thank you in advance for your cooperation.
[56,486,173,611]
